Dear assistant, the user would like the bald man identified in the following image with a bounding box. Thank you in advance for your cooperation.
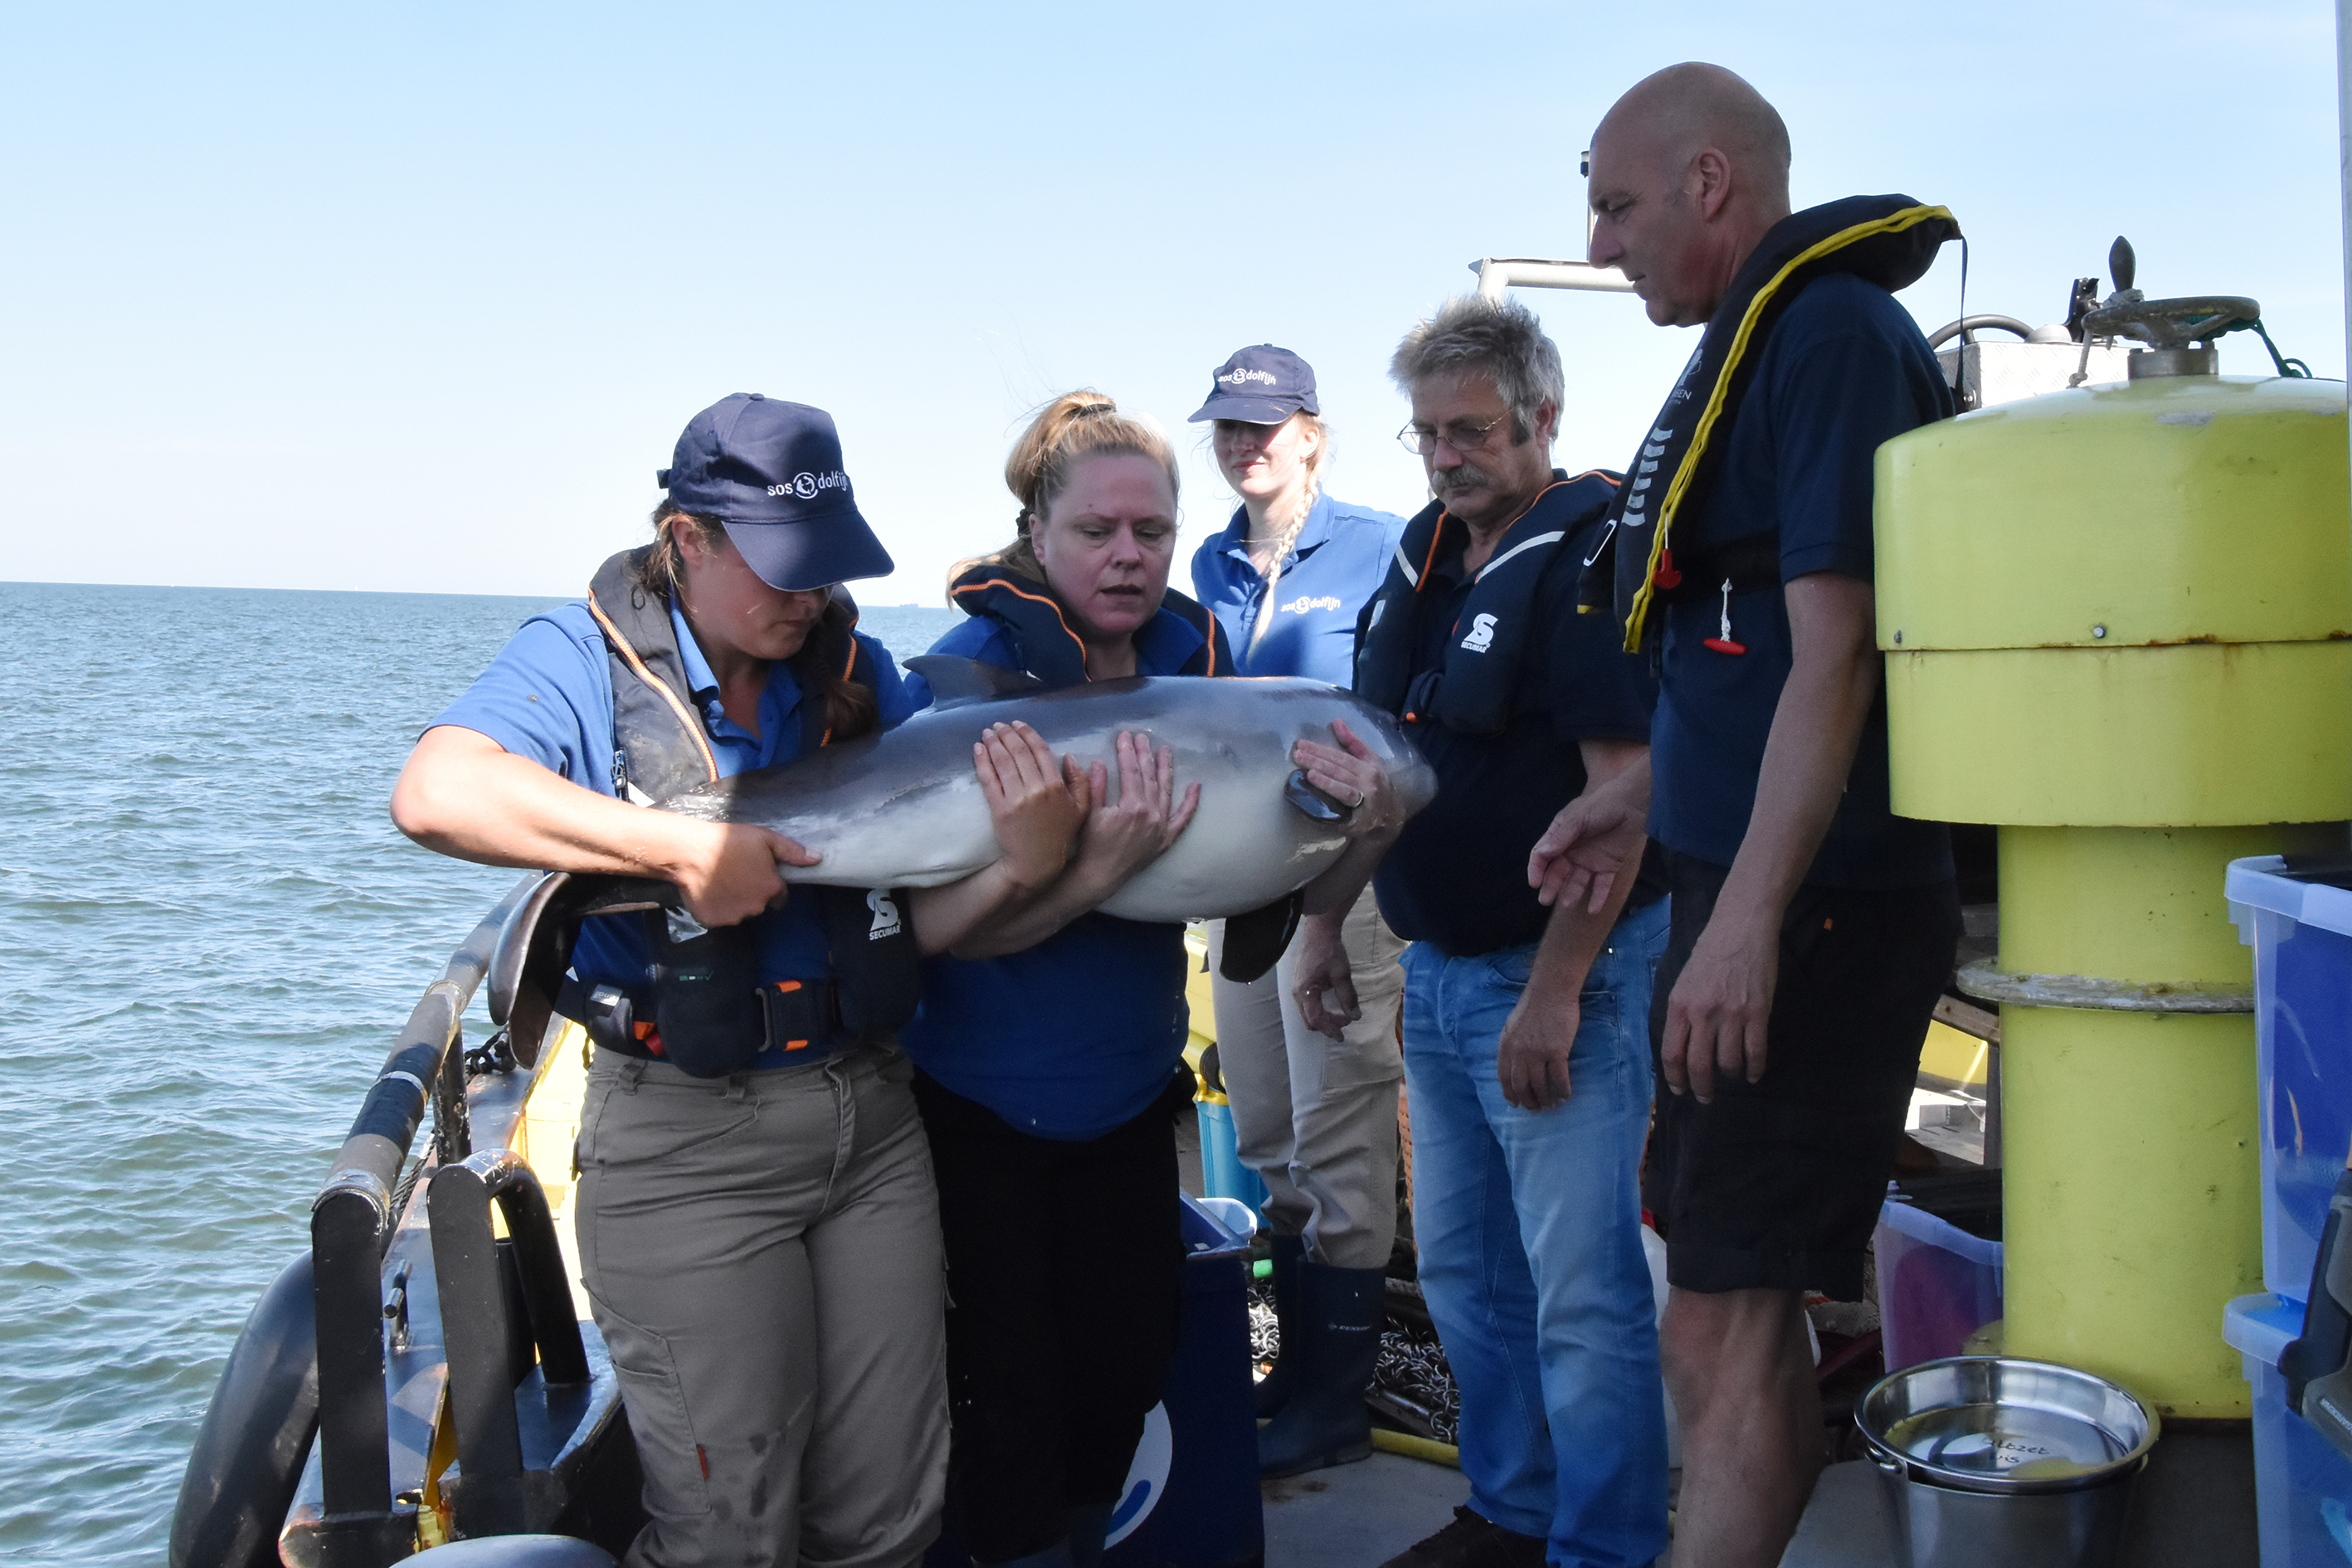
[1536,63,1962,1567]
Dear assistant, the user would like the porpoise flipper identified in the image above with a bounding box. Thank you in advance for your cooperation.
[1283,768,1352,824]
[907,655,1049,709]
[1218,889,1306,983]
[488,871,673,1066]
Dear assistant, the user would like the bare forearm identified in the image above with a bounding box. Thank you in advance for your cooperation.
[1590,750,1653,824]
[1296,908,1346,951]
[391,726,707,879]
[1299,826,1397,917]
[946,859,1126,959]
[1717,576,1880,925]
[1523,827,1643,1001]
[909,860,1045,957]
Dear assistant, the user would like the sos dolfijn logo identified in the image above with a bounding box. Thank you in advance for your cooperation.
[768,470,850,501]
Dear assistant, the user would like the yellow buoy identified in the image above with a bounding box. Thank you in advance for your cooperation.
[1877,363,2352,1417]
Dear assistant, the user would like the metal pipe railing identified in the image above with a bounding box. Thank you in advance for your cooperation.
[1471,257,1636,301]
[429,1147,590,1539]
[306,872,539,1556]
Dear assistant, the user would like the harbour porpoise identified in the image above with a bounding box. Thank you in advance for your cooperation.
[486,657,1436,1059]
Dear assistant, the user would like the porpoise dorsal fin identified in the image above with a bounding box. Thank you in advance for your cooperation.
[908,655,1048,709]
[1218,890,1306,983]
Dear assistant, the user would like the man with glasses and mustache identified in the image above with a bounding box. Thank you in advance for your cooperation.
[1292,295,1672,1568]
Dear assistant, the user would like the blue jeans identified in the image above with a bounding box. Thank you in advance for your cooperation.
[1401,894,1671,1568]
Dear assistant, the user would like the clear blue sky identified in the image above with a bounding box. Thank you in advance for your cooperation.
[2,1,2339,602]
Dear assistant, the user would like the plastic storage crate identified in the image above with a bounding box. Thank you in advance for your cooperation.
[2227,858,2352,1297]
[2228,1291,2352,1566]
[1877,1191,2004,1371]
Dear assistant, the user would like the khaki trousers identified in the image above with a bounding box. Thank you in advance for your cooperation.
[1206,884,1408,1269]
[576,1043,948,1568]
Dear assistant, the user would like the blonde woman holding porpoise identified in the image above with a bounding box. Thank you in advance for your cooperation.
[1185,345,1411,1478]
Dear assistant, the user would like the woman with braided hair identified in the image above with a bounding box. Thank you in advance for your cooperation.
[1185,345,1413,1477]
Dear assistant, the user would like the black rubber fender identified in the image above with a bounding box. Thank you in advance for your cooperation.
[404,1537,616,1567]
[168,1251,319,1568]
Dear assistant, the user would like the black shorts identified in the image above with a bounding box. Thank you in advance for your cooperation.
[1643,850,1960,1301]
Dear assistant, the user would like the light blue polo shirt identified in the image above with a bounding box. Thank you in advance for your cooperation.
[427,597,917,1064]
[1190,491,1406,684]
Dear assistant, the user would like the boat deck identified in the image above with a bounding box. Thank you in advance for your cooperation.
[1259,1434,2257,1567]
[1259,1436,2256,1568]
[1262,1454,1470,1566]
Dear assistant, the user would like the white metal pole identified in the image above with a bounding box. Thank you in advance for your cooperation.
[1472,260,1637,300]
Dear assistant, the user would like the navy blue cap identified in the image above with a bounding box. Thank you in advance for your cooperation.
[1187,344,1320,425]
[656,393,894,591]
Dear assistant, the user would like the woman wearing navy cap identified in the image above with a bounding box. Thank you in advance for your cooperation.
[392,393,1085,1568]
[897,390,1406,1568]
[1186,345,1413,1478]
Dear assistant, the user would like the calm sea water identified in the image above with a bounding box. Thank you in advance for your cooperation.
[0,582,962,1566]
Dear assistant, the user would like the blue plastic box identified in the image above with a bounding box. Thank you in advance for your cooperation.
[2227,1291,2352,1566]
[1876,1193,2004,1371]
[2227,858,2352,1298]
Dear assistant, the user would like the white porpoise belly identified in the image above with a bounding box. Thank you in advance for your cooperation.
[1095,777,1351,921]
[773,771,1004,890]
[772,738,1350,922]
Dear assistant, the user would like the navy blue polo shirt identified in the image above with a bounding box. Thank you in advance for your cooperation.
[1373,502,1661,958]
[1648,271,1955,889]
[428,599,918,1067]
[1191,491,1407,683]
[898,606,1207,1140]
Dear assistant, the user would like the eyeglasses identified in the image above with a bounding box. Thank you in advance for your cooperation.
[1396,414,1508,457]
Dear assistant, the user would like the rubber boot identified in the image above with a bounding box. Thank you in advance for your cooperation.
[1065,1501,1114,1568]
[1256,1260,1385,1478]
[1254,1231,1307,1416]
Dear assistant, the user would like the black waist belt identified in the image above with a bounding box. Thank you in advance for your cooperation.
[556,974,846,1063]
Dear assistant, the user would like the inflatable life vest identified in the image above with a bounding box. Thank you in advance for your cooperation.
[945,562,1231,685]
[1577,195,1961,653]
[1353,471,1621,735]
[571,548,920,1076]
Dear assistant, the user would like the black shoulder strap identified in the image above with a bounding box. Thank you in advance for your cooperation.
[1354,475,1620,736]
[1352,499,1448,714]
[1580,195,1960,653]
[586,548,718,802]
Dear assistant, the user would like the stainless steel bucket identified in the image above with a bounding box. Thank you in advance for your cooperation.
[1858,1356,2160,1568]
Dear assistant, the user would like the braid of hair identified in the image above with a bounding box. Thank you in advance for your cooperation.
[791,596,880,743]
[1247,480,1320,650]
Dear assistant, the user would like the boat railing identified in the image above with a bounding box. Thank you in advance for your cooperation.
[307,871,538,1566]
[428,1147,592,1538]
